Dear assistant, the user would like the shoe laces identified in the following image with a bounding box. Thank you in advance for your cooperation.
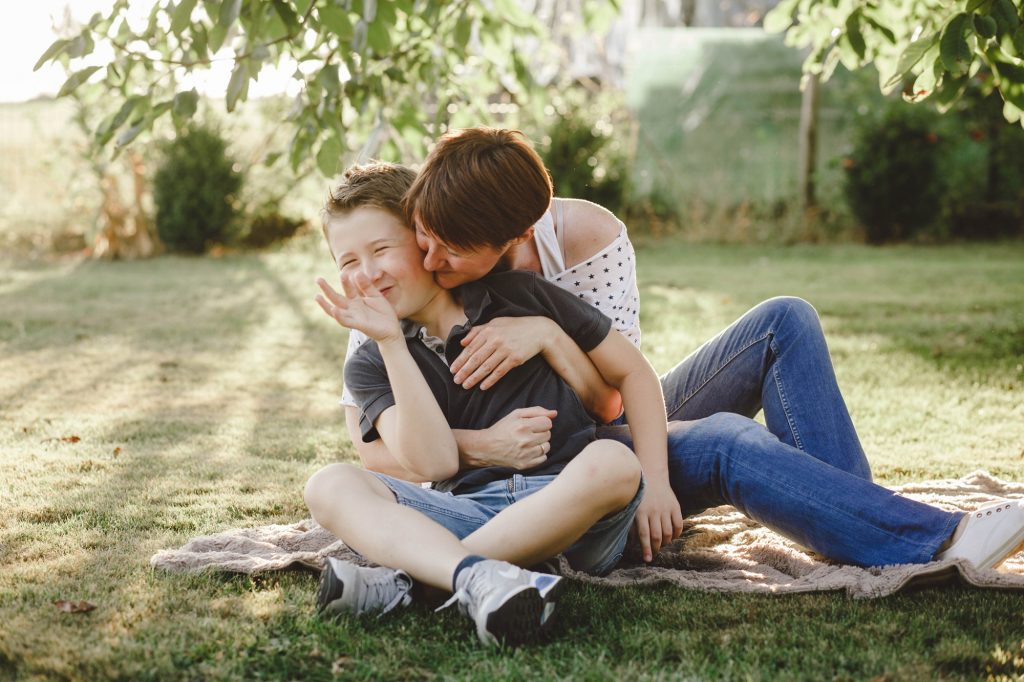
[436,564,496,617]
[364,570,413,617]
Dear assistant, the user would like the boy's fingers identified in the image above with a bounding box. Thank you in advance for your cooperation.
[351,271,383,297]
[315,294,342,322]
[339,273,356,299]
[635,518,652,562]
[317,278,347,307]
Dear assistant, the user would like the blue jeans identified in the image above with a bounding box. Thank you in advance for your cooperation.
[368,472,645,576]
[601,297,963,566]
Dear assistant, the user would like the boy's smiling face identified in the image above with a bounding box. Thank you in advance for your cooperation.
[325,206,441,319]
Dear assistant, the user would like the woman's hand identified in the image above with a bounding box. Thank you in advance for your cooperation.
[451,316,552,389]
[315,273,402,344]
[460,406,557,469]
[632,478,685,563]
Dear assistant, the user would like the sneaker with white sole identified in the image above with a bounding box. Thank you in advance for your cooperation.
[316,557,413,618]
[437,560,564,646]
[935,500,1024,570]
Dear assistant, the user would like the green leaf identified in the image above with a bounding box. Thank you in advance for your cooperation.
[1014,25,1024,53]
[1003,97,1022,123]
[226,61,250,112]
[863,16,897,44]
[974,13,998,38]
[884,33,939,90]
[845,11,867,60]
[34,38,69,71]
[272,0,300,32]
[317,133,343,176]
[57,66,101,98]
[320,6,353,40]
[992,0,1021,34]
[317,64,341,94]
[220,0,242,29]
[763,0,799,32]
[65,34,94,58]
[172,89,200,121]
[172,0,198,36]
[454,12,472,50]
[939,13,972,75]
[116,118,150,147]
[209,24,228,52]
[967,0,993,13]
[295,0,313,15]
[367,20,391,52]
[934,73,969,112]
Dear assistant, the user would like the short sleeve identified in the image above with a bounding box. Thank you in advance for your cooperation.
[342,343,395,442]
[340,329,371,407]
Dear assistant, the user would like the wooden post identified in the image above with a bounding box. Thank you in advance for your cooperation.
[798,72,820,211]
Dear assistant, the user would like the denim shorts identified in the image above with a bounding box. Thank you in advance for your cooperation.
[369,471,645,576]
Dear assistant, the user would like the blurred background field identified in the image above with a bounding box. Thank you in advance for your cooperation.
[0,29,889,255]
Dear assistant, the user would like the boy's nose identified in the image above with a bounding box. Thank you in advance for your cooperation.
[361,261,383,281]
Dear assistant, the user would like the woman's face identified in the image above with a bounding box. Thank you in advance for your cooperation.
[413,217,508,289]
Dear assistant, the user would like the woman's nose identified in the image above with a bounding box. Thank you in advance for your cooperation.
[422,243,445,271]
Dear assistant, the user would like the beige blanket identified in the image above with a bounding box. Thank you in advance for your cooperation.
[150,470,1024,598]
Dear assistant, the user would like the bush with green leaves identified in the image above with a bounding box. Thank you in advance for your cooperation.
[843,102,945,244]
[153,125,243,254]
[538,95,631,216]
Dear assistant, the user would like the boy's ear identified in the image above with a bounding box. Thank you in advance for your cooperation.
[508,226,534,247]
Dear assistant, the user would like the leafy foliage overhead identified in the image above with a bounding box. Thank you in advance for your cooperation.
[765,0,1024,126]
[35,0,545,174]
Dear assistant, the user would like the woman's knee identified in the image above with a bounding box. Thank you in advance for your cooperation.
[763,296,820,333]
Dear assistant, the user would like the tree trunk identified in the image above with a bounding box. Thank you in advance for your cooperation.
[797,72,820,211]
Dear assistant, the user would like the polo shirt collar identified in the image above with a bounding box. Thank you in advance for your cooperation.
[399,282,493,340]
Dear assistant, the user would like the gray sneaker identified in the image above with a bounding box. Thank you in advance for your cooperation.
[316,557,413,618]
[437,560,564,646]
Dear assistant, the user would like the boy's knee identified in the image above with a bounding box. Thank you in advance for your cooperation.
[304,462,362,513]
[577,440,642,503]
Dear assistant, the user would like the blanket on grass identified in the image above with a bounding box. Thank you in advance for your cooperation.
[150,470,1024,598]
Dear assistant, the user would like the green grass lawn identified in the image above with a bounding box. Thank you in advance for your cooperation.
[2,240,1023,680]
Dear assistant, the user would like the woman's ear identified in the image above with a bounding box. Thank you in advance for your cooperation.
[508,226,535,247]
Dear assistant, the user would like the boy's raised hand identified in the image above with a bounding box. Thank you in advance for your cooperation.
[315,272,402,344]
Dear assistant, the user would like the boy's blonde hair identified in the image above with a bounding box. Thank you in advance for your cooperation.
[322,162,418,244]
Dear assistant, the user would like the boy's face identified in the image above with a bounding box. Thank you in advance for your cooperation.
[413,216,508,289]
[326,206,440,319]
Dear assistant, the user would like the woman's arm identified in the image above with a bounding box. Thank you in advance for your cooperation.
[451,316,622,423]
[346,404,554,480]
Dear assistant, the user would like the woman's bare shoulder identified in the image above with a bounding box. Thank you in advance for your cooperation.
[559,198,625,267]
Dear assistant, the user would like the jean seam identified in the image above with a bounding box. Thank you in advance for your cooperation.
[723,444,950,556]
[665,330,774,418]
[768,336,803,452]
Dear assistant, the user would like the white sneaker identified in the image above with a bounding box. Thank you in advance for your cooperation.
[935,500,1024,570]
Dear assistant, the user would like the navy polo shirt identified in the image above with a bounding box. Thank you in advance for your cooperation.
[344,270,613,494]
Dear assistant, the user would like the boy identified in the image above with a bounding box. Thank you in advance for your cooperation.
[305,162,677,646]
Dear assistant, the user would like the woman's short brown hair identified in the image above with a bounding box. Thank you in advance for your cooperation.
[403,128,553,251]
[322,162,417,232]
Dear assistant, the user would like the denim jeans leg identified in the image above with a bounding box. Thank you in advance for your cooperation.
[655,296,872,480]
[601,416,962,567]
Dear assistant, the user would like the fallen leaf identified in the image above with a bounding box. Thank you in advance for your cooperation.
[61,436,81,444]
[112,447,122,456]
[331,656,352,675]
[53,599,96,613]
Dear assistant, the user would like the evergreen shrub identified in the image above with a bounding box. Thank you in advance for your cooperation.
[843,102,945,244]
[153,125,243,253]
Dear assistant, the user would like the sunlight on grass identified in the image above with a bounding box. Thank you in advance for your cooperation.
[2,242,1023,679]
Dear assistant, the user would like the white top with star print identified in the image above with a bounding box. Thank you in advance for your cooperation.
[338,200,642,407]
